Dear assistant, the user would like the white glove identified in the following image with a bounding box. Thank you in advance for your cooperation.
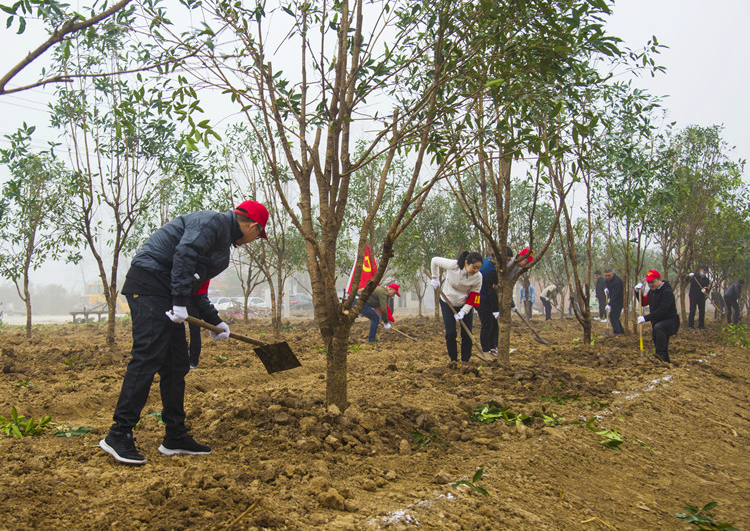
[604,288,609,295]
[166,305,188,323]
[384,323,391,330]
[637,316,646,324]
[688,272,695,277]
[430,278,440,290]
[492,312,500,318]
[511,306,518,312]
[454,310,465,321]
[702,288,708,294]
[605,305,611,312]
[209,321,230,341]
[635,283,643,291]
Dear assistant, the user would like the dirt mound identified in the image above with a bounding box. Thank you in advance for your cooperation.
[0,316,748,530]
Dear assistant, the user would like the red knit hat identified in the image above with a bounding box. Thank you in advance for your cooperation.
[234,200,269,240]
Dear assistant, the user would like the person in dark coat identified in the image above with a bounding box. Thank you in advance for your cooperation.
[686,266,711,329]
[477,251,504,359]
[604,268,624,335]
[723,280,744,325]
[635,270,679,363]
[100,200,269,466]
[595,270,607,321]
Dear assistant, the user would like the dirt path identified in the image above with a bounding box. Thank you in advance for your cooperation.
[0,316,748,530]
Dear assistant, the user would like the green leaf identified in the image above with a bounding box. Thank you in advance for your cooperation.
[472,468,484,483]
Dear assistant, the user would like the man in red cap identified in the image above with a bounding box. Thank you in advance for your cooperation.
[355,283,399,343]
[100,200,269,465]
[634,269,680,363]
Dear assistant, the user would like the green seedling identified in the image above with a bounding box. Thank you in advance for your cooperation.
[348,343,368,352]
[452,467,489,496]
[675,501,739,530]
[572,337,581,346]
[312,346,326,354]
[586,399,609,409]
[280,321,295,333]
[15,379,37,388]
[538,407,565,426]
[0,406,52,438]
[595,427,624,450]
[53,425,94,437]
[719,324,749,348]
[216,353,227,363]
[469,402,530,426]
[541,393,580,405]
[63,353,84,367]
[411,428,446,448]
[135,410,165,429]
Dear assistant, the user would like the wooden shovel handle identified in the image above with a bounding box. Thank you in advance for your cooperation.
[185,316,266,347]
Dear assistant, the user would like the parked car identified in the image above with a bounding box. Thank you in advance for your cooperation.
[289,293,313,309]
[211,297,233,311]
[247,296,268,308]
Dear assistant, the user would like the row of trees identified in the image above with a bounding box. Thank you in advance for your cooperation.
[1,0,747,408]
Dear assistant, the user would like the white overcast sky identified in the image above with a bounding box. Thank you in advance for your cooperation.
[0,0,747,292]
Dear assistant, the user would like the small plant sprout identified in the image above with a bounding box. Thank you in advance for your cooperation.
[216,353,228,363]
[719,324,749,348]
[675,501,739,530]
[53,425,94,437]
[452,467,489,496]
[411,428,445,448]
[0,406,52,437]
[469,402,530,426]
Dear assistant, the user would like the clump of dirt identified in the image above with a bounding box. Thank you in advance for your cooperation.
[0,315,748,530]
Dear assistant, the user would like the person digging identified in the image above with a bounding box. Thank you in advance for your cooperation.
[634,269,680,364]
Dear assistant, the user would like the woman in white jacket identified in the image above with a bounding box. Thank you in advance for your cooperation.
[430,252,483,364]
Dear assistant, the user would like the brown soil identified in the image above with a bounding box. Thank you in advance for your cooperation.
[0,315,748,531]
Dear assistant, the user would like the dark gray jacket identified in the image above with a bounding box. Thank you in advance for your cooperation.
[129,210,243,306]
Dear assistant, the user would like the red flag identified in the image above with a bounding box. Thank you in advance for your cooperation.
[347,245,377,294]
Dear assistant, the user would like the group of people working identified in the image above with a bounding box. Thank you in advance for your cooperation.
[99,197,744,467]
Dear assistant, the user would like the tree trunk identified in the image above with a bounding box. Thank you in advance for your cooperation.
[23,274,31,339]
[325,321,353,409]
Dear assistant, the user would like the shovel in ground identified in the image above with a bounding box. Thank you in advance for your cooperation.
[511,307,552,345]
[186,316,301,374]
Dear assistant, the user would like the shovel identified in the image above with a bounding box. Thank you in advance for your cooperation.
[186,316,301,374]
[388,325,419,342]
[512,307,552,344]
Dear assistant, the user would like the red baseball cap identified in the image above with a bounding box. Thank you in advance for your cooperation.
[645,269,661,281]
[519,248,534,263]
[234,200,269,240]
[388,283,401,297]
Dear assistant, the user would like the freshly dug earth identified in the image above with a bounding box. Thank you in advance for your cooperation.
[0,315,748,531]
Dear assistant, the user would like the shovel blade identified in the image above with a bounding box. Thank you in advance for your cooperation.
[534,336,552,345]
[253,342,302,374]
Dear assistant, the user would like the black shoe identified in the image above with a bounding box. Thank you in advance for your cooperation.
[100,430,147,465]
[654,352,670,364]
[158,434,211,456]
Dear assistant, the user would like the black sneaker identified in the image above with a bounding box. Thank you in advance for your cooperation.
[158,434,211,456]
[100,430,147,465]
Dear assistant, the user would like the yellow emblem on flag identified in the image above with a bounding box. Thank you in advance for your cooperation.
[363,255,372,272]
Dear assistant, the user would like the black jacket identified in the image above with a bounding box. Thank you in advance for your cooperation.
[605,274,624,309]
[687,273,710,300]
[724,281,743,302]
[642,281,679,324]
[595,276,606,300]
[124,210,244,306]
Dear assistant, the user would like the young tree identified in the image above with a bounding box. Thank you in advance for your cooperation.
[0,124,79,336]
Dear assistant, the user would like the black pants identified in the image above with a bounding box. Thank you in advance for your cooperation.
[478,310,498,352]
[540,297,552,320]
[597,296,606,319]
[688,295,706,329]
[653,317,679,362]
[610,305,624,334]
[440,300,474,362]
[112,293,190,437]
[724,297,740,325]
[188,323,202,366]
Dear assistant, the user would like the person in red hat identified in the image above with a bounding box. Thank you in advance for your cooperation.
[634,269,680,363]
[100,200,268,465]
[354,283,399,343]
